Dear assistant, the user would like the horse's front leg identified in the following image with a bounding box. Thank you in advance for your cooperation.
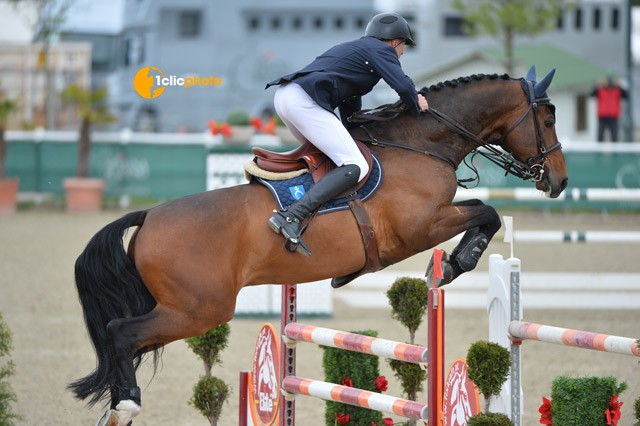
[428,199,501,285]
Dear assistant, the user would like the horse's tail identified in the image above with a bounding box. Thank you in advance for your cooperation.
[68,210,156,407]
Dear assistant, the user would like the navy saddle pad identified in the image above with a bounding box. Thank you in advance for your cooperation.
[255,154,382,214]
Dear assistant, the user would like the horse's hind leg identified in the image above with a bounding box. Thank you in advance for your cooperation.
[98,303,233,426]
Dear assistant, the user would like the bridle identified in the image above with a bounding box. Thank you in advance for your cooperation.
[350,78,562,185]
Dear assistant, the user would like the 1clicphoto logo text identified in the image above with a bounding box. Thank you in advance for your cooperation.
[134,66,223,99]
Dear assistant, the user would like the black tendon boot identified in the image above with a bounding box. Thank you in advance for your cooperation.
[268,164,361,255]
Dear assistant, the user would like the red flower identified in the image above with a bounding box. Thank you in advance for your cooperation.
[605,394,623,426]
[538,396,552,425]
[334,412,350,425]
[382,418,394,426]
[251,117,263,131]
[375,376,388,392]
[207,120,233,137]
[341,377,353,387]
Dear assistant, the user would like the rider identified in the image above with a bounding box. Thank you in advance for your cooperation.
[265,12,429,255]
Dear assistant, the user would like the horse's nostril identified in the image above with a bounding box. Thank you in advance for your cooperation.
[560,177,568,192]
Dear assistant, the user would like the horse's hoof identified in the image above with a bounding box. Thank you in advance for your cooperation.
[96,400,140,426]
[426,251,454,287]
[456,233,488,272]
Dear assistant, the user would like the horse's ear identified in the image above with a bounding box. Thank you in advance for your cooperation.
[526,65,537,82]
[534,68,556,97]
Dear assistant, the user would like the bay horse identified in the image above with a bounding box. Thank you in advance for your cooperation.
[70,67,567,425]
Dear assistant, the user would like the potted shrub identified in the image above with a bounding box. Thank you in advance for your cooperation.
[224,110,253,145]
[0,96,19,214]
[60,85,116,212]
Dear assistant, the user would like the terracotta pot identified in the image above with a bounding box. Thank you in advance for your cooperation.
[0,178,19,214]
[63,178,105,213]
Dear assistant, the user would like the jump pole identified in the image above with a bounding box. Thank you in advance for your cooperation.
[278,249,446,425]
[487,252,640,426]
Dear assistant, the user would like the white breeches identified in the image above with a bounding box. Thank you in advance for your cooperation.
[273,82,369,182]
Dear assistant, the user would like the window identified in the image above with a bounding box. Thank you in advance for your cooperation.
[313,17,324,29]
[334,17,344,29]
[574,7,582,30]
[123,34,145,67]
[292,16,303,29]
[179,10,202,38]
[444,16,469,37]
[593,7,601,30]
[611,7,620,30]
[354,16,366,30]
[248,16,260,31]
[271,17,281,30]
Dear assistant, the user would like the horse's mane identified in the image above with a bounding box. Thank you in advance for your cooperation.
[420,73,511,93]
[349,73,512,123]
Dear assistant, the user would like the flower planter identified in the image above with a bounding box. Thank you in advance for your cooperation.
[0,178,19,214]
[63,177,105,213]
[225,126,254,145]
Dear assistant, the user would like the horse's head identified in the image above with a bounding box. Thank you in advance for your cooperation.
[499,66,568,198]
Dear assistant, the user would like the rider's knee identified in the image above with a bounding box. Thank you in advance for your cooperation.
[346,159,369,182]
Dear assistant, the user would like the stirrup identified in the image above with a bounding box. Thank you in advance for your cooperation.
[269,211,312,256]
[284,238,312,256]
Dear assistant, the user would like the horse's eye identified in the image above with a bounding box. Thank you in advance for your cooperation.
[544,119,554,128]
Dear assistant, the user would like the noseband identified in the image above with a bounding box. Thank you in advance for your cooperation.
[426,79,562,183]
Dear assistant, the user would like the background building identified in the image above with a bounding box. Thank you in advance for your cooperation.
[0,0,636,141]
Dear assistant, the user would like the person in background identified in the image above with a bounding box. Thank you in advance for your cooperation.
[264,12,429,256]
[590,76,628,142]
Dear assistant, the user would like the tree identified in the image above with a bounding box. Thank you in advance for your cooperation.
[185,324,231,426]
[0,312,21,425]
[0,95,18,179]
[60,85,116,178]
[8,0,74,129]
[452,0,573,75]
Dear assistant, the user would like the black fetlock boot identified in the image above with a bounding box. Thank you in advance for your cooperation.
[268,164,360,255]
[452,227,489,272]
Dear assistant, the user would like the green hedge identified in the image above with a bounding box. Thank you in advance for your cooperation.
[322,330,383,426]
[550,376,627,425]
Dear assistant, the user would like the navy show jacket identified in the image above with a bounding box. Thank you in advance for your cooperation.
[266,36,421,128]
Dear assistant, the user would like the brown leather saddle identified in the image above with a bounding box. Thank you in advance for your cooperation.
[251,140,383,288]
[252,140,374,186]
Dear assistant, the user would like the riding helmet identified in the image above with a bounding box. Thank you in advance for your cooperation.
[365,13,416,46]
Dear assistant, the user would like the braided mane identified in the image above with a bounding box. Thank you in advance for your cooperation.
[349,73,512,123]
[419,73,511,94]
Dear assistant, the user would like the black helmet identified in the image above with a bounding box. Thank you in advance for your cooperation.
[365,13,415,46]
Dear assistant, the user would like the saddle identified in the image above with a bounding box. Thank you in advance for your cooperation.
[252,140,374,187]
[250,140,383,288]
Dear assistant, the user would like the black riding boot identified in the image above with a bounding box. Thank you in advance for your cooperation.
[268,164,361,255]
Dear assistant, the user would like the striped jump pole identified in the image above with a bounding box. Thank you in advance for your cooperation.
[508,321,640,357]
[281,286,444,424]
[281,377,428,421]
[278,249,446,426]
[487,252,640,426]
[283,323,429,364]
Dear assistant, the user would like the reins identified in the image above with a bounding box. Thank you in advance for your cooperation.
[348,78,562,188]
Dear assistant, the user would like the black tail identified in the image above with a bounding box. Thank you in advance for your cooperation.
[68,210,157,407]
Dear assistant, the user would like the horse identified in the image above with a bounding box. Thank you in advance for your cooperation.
[69,67,567,425]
